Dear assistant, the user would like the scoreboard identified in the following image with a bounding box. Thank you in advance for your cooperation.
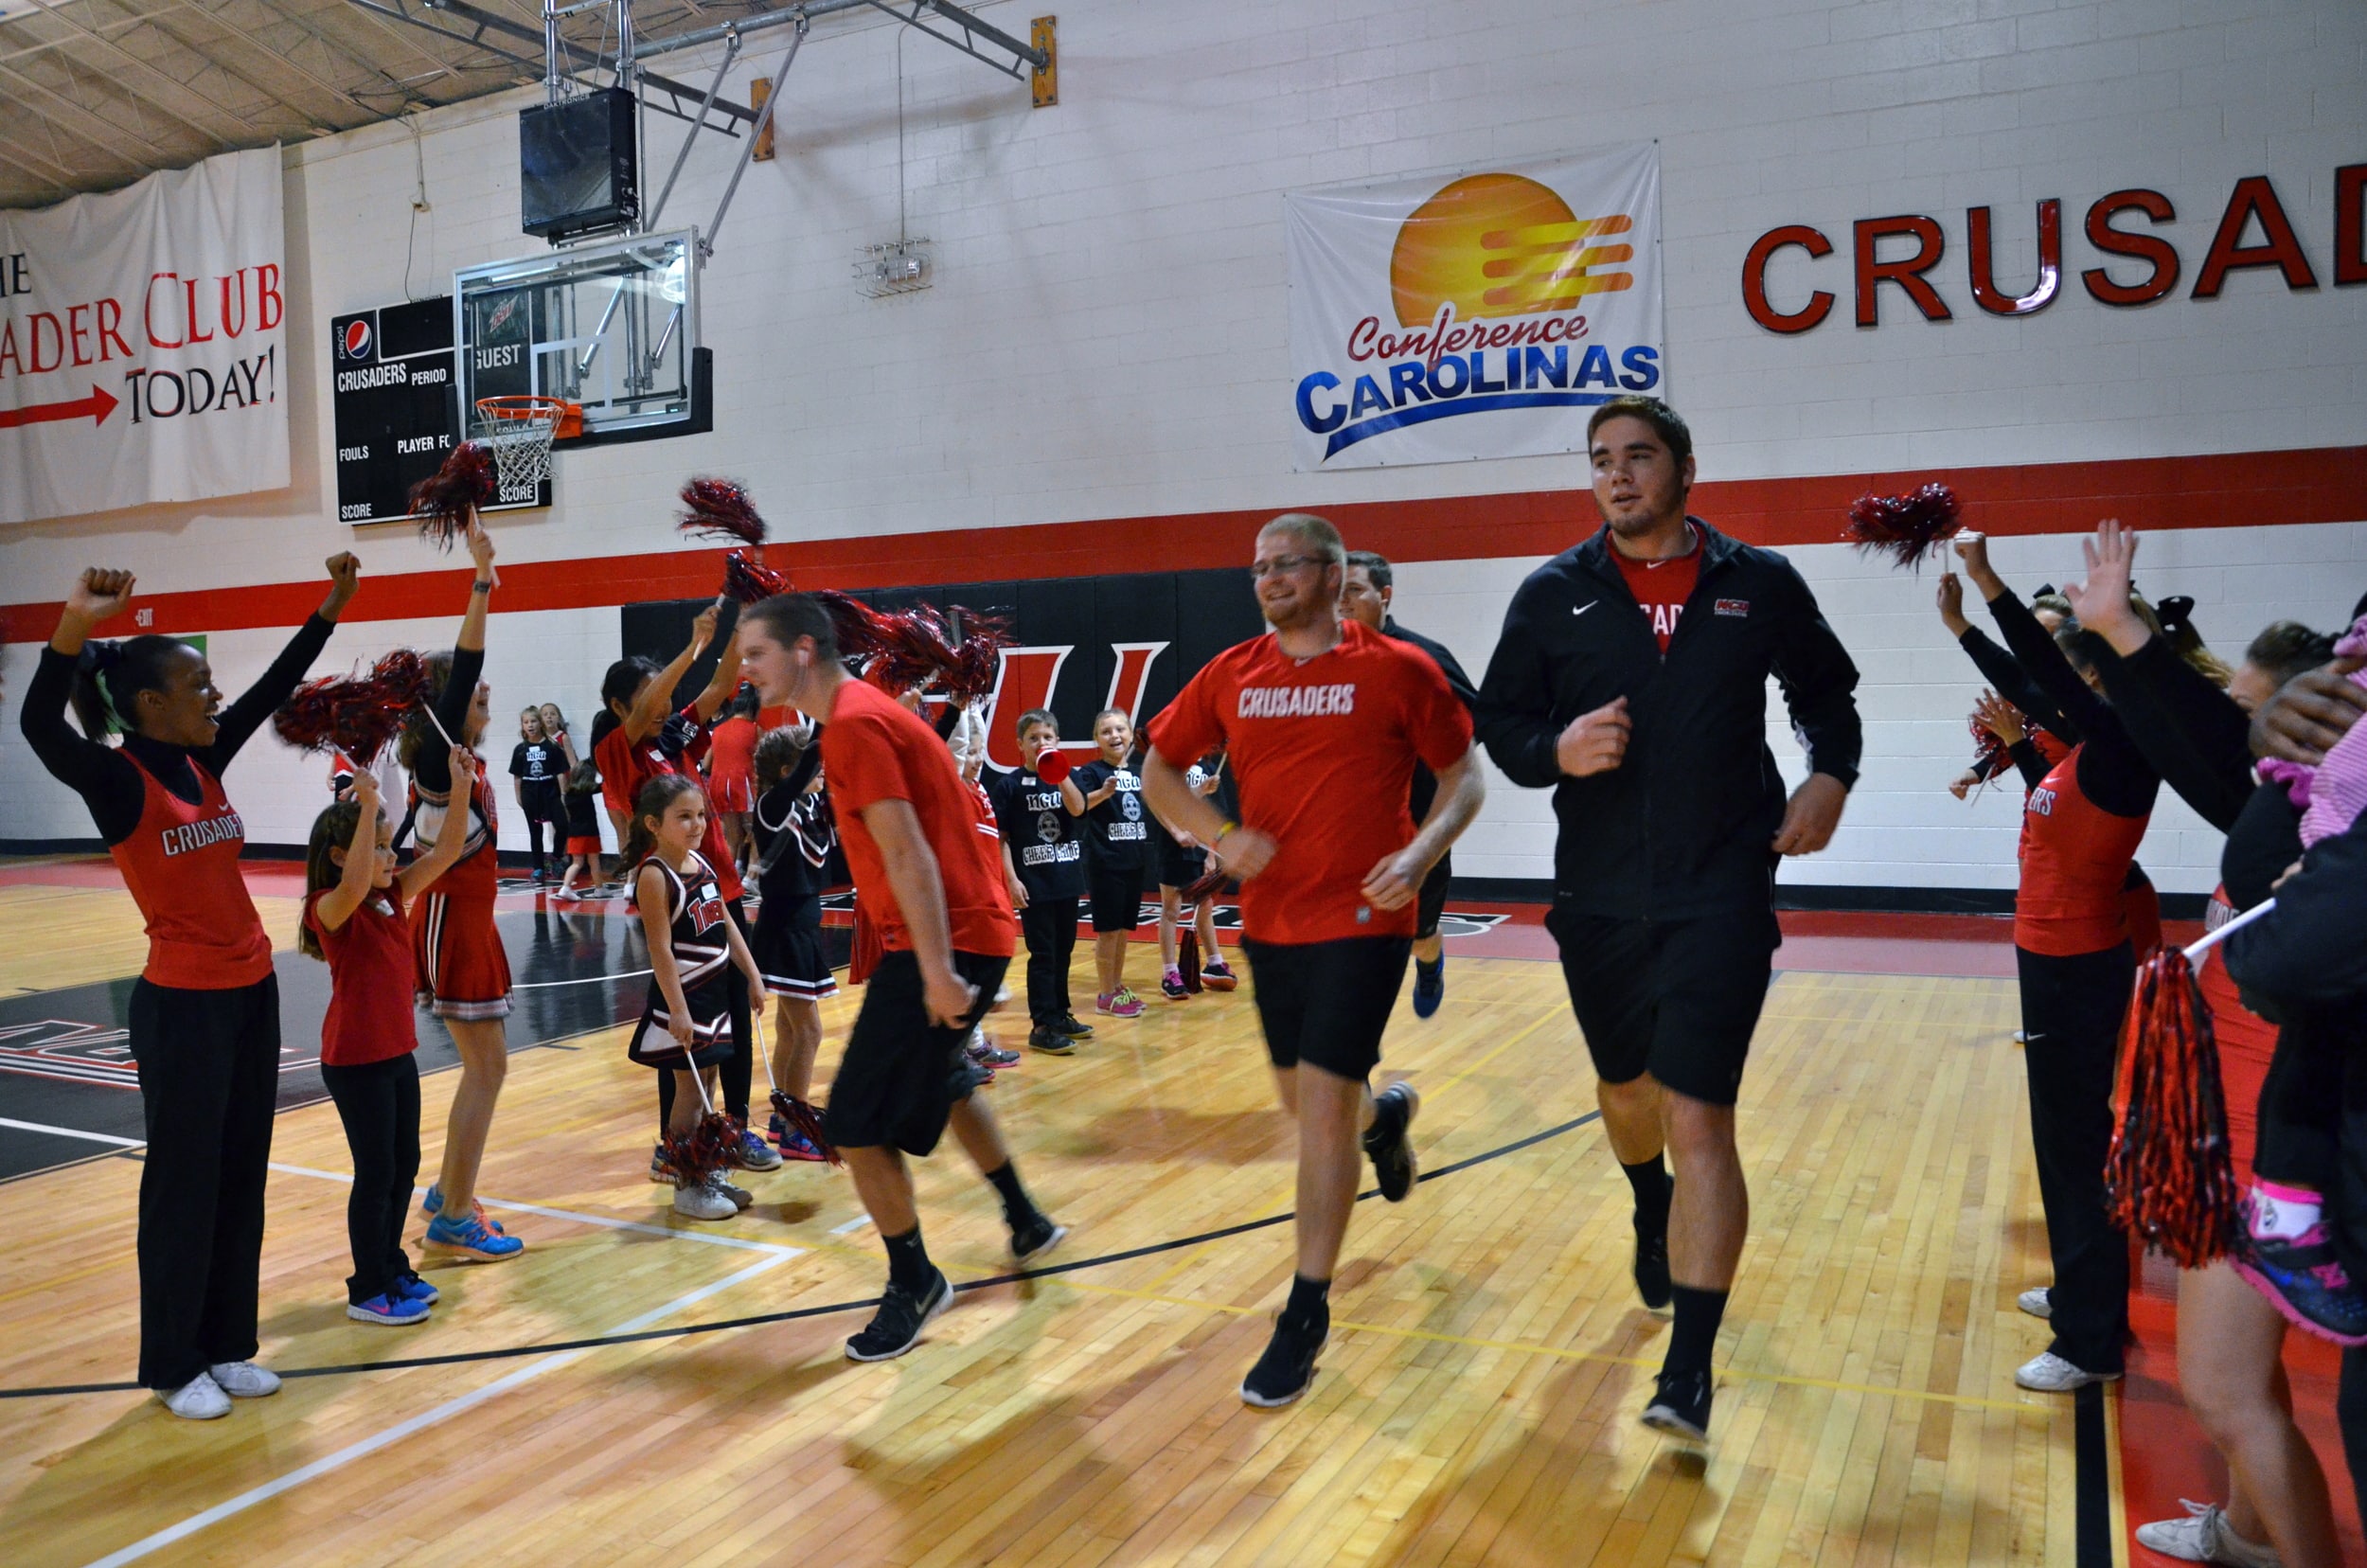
[329,296,547,524]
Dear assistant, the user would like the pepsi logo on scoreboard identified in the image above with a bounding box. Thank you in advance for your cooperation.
[1286,145,1665,471]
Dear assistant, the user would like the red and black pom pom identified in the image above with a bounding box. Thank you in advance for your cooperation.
[2106,948,2242,1268]
[678,478,769,546]
[1968,709,2010,782]
[273,650,436,765]
[769,1091,841,1167]
[408,443,497,550]
[1844,481,1962,569]
[722,551,792,604]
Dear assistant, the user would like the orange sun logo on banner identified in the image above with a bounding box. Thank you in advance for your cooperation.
[1388,172,1636,326]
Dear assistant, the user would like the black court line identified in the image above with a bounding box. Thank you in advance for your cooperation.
[2074,1381,2111,1568]
[0,1110,1602,1400]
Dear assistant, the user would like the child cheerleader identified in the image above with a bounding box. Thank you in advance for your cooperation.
[748,723,835,1158]
[625,774,769,1221]
[301,761,472,1323]
[557,758,606,899]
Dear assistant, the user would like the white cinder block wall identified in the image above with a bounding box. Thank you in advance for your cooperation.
[4,0,2362,897]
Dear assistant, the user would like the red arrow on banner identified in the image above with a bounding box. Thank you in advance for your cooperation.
[0,384,120,431]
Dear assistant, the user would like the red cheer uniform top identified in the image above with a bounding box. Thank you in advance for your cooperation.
[305,885,419,1066]
[1147,618,1473,946]
[596,710,744,901]
[108,754,274,989]
[2014,743,2150,956]
[411,755,502,900]
[822,677,1018,960]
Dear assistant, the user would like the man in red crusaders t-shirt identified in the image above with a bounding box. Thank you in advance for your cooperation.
[735,592,1065,1365]
[1143,512,1483,1410]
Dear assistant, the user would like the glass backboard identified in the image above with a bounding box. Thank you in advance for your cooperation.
[454,228,706,445]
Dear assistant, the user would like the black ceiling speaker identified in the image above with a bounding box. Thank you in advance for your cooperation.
[520,87,639,241]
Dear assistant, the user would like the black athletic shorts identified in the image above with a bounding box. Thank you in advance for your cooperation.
[1239,935,1412,1081]
[1415,852,1452,942]
[1158,837,1205,888]
[824,949,1007,1156]
[1089,867,1146,933]
[1544,906,1778,1107]
[752,900,839,1001]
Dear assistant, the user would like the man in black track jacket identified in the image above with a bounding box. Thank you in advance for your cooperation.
[1476,395,1861,1444]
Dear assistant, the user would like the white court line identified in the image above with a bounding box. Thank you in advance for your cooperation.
[77,1251,793,1568]
[828,1215,873,1235]
[0,1115,141,1147]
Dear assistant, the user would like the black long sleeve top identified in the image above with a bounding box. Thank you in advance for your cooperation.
[1382,615,1478,826]
[2092,635,2254,833]
[408,645,484,795]
[1986,588,2158,820]
[2226,810,2367,1006]
[1957,624,2075,745]
[1476,521,1861,918]
[21,616,336,845]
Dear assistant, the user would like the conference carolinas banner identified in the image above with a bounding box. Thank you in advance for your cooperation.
[1286,144,1664,471]
[0,145,289,525]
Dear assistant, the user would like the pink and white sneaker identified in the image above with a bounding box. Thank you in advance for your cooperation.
[1096,987,1147,1019]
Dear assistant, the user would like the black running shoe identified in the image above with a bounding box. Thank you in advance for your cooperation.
[1011,1211,1069,1264]
[1055,1012,1095,1038]
[1240,1314,1328,1408]
[1641,1368,1713,1441]
[1028,1025,1077,1057]
[1633,1225,1672,1311]
[845,1269,952,1363]
[1361,1081,1420,1203]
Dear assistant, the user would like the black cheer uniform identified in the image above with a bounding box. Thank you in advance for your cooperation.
[627,851,739,1071]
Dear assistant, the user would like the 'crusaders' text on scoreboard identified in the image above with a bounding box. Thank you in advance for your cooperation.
[329,297,544,523]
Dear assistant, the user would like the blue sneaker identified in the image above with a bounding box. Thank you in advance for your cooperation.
[729,1122,783,1172]
[424,1210,525,1262]
[2231,1220,2367,1346]
[347,1292,432,1326]
[1412,955,1446,1019]
[419,1185,507,1234]
[397,1272,438,1306]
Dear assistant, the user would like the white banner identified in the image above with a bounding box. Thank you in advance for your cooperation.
[0,146,289,525]
[1287,145,1664,471]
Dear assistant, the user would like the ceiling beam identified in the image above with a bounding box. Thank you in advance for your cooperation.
[29,0,288,145]
[0,56,179,168]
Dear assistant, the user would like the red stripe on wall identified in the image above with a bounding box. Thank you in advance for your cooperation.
[4,445,2360,643]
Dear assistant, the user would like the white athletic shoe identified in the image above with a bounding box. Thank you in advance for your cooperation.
[673,1180,736,1221]
[2017,1286,2053,1320]
[2133,1499,2282,1566]
[709,1172,754,1212]
[2014,1350,2119,1392]
[207,1361,281,1398]
[161,1372,232,1420]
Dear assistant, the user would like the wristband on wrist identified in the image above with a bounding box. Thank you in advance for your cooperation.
[472,579,494,594]
[1212,820,1238,846]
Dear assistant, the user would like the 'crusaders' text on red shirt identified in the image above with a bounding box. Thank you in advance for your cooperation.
[1147,617,1472,946]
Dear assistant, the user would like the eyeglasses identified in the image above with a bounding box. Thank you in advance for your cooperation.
[1250,554,1329,579]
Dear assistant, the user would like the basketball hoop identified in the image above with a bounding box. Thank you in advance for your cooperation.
[473,395,578,505]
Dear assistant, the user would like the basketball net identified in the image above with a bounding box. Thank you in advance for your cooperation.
[474,396,572,505]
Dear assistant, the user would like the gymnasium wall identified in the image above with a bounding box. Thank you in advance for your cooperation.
[3,0,2363,901]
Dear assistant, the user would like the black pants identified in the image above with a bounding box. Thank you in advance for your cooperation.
[522,785,562,876]
[1020,897,1078,1025]
[2016,943,2135,1374]
[127,974,280,1390]
[656,898,756,1134]
[321,1054,420,1305]
[2251,1007,2345,1191]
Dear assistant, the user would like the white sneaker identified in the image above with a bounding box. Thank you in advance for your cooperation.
[2017,1287,2053,1320]
[2134,1500,2281,1566]
[161,1372,232,1420]
[2015,1350,2120,1392]
[673,1180,736,1221]
[207,1361,281,1398]
[709,1172,753,1212]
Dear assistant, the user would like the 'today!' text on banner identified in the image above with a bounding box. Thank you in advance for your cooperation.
[1287,145,1664,472]
[0,146,288,526]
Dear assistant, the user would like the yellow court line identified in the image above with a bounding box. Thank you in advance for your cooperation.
[1415,1001,1569,1100]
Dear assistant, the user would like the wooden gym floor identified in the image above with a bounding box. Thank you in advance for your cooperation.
[0,864,2106,1567]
